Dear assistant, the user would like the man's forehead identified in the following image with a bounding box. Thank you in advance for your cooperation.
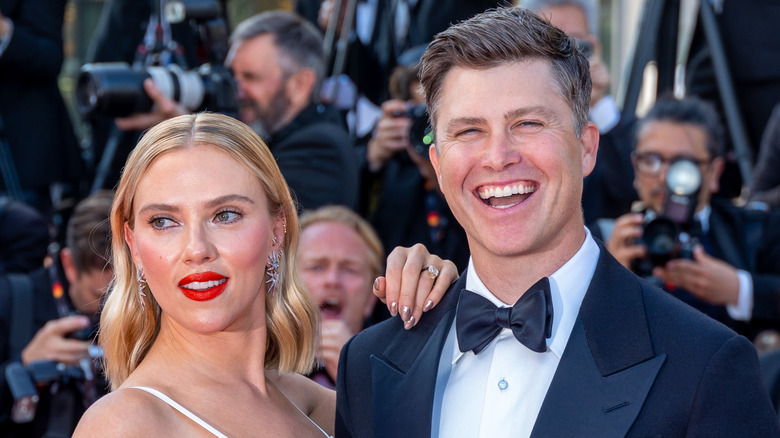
[637,121,709,153]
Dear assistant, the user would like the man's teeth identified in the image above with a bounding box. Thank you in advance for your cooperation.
[478,183,535,199]
[181,279,227,291]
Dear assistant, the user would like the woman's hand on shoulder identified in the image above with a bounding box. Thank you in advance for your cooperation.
[374,244,459,330]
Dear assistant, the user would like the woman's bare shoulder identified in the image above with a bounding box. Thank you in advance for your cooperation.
[73,387,167,437]
[269,371,335,434]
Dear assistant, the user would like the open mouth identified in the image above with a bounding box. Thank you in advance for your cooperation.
[320,298,343,318]
[477,182,537,209]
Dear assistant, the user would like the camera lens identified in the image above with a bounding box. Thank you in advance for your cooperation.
[76,63,154,117]
[642,217,680,267]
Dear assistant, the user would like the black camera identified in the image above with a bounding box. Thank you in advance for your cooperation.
[634,159,703,276]
[392,104,433,159]
[76,62,237,118]
[5,360,93,424]
[75,0,237,118]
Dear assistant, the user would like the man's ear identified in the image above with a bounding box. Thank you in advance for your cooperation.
[708,156,725,194]
[580,122,599,177]
[287,68,317,108]
[60,247,79,285]
[429,144,443,188]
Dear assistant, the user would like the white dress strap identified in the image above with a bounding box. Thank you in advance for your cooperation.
[130,386,229,438]
[277,390,333,438]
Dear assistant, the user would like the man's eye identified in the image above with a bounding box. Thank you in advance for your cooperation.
[456,128,480,137]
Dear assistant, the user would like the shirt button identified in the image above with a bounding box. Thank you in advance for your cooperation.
[498,379,509,391]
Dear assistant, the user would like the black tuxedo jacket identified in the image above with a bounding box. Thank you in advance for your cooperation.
[582,116,637,225]
[336,243,780,437]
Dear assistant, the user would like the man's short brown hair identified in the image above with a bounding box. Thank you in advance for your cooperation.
[419,6,592,138]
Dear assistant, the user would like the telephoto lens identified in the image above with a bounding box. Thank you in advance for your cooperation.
[76,62,236,118]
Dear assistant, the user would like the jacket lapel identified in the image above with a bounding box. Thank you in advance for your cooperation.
[370,275,466,438]
[532,245,665,437]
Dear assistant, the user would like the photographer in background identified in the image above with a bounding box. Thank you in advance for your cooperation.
[0,191,113,438]
[357,61,469,271]
[111,10,359,211]
[598,96,780,342]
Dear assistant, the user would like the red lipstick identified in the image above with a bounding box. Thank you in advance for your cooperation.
[178,272,228,302]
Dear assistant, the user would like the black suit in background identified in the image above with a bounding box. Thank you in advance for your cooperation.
[268,103,358,212]
[582,116,637,225]
[338,0,500,105]
[0,0,80,211]
[358,150,470,273]
[336,240,780,437]
[751,103,780,208]
[686,0,780,198]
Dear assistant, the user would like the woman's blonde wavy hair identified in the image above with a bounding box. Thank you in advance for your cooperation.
[101,112,318,389]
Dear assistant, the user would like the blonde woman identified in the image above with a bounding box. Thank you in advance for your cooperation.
[74,113,454,437]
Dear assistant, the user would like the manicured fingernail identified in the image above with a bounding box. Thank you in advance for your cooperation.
[424,300,434,312]
[390,302,398,317]
[404,315,416,330]
[401,306,411,322]
[373,277,380,290]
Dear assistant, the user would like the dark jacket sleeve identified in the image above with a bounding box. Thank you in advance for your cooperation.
[686,334,780,437]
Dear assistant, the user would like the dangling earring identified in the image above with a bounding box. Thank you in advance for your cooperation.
[137,267,148,309]
[266,250,281,295]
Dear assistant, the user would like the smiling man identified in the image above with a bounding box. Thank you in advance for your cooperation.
[335,6,779,438]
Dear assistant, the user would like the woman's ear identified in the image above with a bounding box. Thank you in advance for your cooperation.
[272,214,287,250]
[124,222,141,267]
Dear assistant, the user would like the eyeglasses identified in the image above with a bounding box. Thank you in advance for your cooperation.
[575,39,594,58]
[633,152,711,176]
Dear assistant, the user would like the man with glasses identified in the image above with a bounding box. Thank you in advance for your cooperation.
[601,95,780,341]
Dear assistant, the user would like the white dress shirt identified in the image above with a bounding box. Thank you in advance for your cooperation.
[434,229,600,438]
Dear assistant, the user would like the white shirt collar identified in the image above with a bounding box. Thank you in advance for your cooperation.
[454,228,600,362]
[589,95,620,134]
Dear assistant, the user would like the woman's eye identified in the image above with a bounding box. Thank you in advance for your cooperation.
[215,210,240,222]
[149,217,174,229]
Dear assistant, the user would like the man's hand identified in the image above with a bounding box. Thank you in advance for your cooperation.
[366,100,413,172]
[605,213,646,269]
[0,8,9,37]
[374,244,459,330]
[653,245,740,306]
[114,78,188,131]
[317,319,353,382]
[21,315,92,366]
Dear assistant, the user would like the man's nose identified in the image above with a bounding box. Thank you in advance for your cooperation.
[482,131,521,171]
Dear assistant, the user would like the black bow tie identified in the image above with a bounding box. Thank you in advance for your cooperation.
[456,277,553,354]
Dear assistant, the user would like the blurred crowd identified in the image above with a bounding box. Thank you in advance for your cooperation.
[2,0,780,436]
